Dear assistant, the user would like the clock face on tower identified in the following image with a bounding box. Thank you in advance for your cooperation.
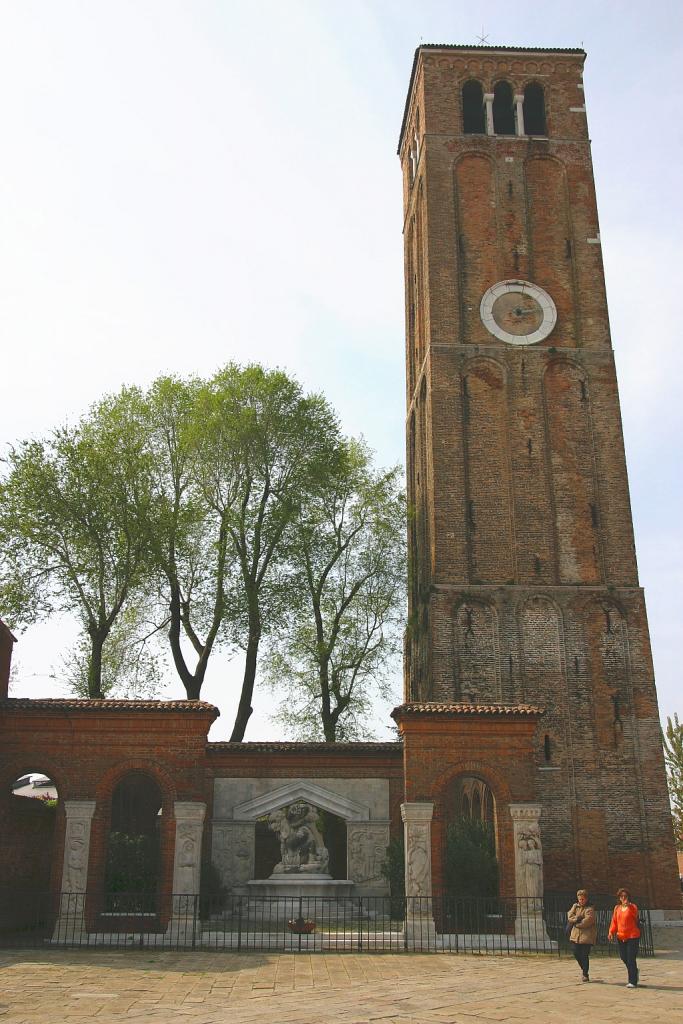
[479,279,557,345]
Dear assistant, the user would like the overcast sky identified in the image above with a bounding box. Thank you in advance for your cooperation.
[1,1,681,742]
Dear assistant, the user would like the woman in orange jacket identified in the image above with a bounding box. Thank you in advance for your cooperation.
[608,887,641,988]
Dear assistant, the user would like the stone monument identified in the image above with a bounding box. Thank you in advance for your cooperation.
[247,802,354,915]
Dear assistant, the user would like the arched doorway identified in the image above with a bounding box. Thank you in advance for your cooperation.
[442,775,500,928]
[105,771,162,913]
[1,770,60,939]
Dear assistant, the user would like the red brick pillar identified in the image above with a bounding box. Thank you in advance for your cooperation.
[0,619,15,699]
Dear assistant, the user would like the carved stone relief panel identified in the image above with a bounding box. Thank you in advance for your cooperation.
[60,800,96,894]
[509,803,544,900]
[171,802,206,896]
[401,802,434,900]
[212,823,255,889]
[347,823,390,884]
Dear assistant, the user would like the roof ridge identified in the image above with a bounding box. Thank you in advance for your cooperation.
[392,701,544,716]
[0,697,219,714]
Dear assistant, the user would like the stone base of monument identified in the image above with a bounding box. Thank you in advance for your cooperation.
[247,875,354,899]
[234,875,355,924]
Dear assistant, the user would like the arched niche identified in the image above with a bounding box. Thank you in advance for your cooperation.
[452,599,502,702]
[1,769,61,932]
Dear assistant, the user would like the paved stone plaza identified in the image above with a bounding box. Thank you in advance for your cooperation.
[0,927,681,1023]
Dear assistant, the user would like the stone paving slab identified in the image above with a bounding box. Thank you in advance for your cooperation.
[0,928,681,1023]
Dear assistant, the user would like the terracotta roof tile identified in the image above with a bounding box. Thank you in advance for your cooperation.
[391,701,544,718]
[0,697,219,716]
[207,741,401,753]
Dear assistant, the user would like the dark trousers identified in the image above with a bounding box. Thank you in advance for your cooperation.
[571,942,591,977]
[617,937,640,985]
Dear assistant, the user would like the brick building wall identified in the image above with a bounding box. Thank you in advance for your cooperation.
[393,703,542,899]
[0,698,218,924]
[398,45,679,909]
[0,700,403,916]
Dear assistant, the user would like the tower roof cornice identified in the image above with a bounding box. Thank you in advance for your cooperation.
[397,43,587,154]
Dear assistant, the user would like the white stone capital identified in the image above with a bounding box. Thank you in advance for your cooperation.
[174,801,206,823]
[509,803,542,823]
[63,799,97,821]
[401,801,434,824]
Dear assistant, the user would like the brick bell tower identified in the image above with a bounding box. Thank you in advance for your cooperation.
[397,45,679,910]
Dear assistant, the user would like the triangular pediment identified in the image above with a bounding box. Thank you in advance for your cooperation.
[233,780,370,822]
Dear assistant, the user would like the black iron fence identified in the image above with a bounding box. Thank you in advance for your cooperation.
[0,889,654,955]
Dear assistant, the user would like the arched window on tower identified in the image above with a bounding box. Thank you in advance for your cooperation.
[523,82,546,136]
[493,81,515,135]
[462,80,485,134]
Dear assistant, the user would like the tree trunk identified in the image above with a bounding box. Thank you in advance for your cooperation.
[230,601,261,741]
[87,625,107,699]
[320,658,336,742]
[168,583,205,700]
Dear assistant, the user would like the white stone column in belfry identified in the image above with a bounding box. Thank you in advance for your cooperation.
[484,92,494,135]
[514,94,525,135]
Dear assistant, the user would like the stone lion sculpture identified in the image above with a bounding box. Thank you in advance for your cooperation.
[268,802,330,875]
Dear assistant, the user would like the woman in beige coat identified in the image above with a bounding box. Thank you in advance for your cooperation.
[567,889,597,981]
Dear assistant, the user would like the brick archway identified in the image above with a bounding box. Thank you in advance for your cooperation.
[89,760,179,906]
[391,702,543,900]
[432,761,515,899]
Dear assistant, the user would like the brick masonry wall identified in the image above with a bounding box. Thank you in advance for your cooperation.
[0,702,217,910]
[400,47,680,908]
[0,704,404,911]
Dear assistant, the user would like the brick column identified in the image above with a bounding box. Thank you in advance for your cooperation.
[0,618,15,699]
[166,801,206,945]
[402,801,436,947]
[53,800,97,942]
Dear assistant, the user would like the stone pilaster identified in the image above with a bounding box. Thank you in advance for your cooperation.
[509,803,550,945]
[402,802,436,947]
[53,800,96,942]
[166,801,206,945]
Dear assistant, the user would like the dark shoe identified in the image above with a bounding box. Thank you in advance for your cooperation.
[582,975,589,982]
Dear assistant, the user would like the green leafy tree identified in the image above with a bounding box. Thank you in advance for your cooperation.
[192,364,341,740]
[59,605,164,699]
[663,714,683,850]
[0,401,153,697]
[266,440,406,741]
[120,375,237,703]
